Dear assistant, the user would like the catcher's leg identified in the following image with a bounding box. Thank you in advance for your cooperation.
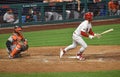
[14,51,22,58]
[6,40,12,54]
[9,44,21,58]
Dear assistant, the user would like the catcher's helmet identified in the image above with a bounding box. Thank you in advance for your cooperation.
[84,12,93,21]
[14,26,22,33]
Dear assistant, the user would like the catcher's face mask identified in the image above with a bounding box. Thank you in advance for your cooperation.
[14,26,23,35]
[14,26,22,32]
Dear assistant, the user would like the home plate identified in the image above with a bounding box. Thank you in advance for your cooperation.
[68,56,104,62]
[68,56,77,59]
[86,58,104,62]
[43,59,49,63]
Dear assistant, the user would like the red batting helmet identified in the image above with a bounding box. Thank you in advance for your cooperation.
[84,12,93,21]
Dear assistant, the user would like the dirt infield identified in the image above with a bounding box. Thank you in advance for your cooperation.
[0,46,120,73]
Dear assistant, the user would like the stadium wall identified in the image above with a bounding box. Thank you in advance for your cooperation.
[0,0,119,28]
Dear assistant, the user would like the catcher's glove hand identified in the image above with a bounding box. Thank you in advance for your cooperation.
[18,38,28,45]
[18,40,25,46]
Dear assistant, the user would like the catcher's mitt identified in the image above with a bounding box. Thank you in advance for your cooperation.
[18,40,25,46]
[18,39,29,51]
[20,44,29,51]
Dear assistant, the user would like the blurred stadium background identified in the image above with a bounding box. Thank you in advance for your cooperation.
[0,0,119,28]
[0,1,120,76]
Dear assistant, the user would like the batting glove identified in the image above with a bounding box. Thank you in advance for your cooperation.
[89,35,94,39]
[94,33,101,39]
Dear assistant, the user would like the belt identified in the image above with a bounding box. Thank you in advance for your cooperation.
[73,32,82,37]
[74,32,79,36]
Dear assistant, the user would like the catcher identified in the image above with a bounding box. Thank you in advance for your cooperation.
[6,26,28,59]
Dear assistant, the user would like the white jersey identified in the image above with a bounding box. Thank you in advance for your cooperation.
[74,20,92,36]
[3,12,14,23]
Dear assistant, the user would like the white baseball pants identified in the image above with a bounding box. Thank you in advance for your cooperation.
[64,33,87,54]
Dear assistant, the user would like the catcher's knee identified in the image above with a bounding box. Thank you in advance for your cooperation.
[6,40,12,52]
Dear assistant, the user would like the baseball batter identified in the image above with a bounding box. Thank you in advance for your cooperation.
[6,26,28,59]
[60,12,100,60]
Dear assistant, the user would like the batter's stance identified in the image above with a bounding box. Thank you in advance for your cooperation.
[6,26,28,59]
[60,12,100,60]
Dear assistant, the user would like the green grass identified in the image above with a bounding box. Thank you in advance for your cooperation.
[0,24,120,76]
[0,24,120,48]
[0,70,120,77]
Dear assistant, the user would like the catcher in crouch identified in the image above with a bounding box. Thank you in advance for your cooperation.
[6,26,28,59]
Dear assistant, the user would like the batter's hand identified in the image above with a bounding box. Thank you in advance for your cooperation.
[89,35,94,39]
[95,33,101,39]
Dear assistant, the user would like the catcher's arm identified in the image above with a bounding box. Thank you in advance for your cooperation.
[17,32,27,46]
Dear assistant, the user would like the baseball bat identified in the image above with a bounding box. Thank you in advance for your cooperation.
[100,28,114,35]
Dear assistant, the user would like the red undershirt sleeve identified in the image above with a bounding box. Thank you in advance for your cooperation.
[89,28,94,36]
[81,31,89,37]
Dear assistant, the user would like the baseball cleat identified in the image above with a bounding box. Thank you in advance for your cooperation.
[8,55,14,59]
[14,54,21,58]
[60,48,65,58]
[76,54,85,61]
